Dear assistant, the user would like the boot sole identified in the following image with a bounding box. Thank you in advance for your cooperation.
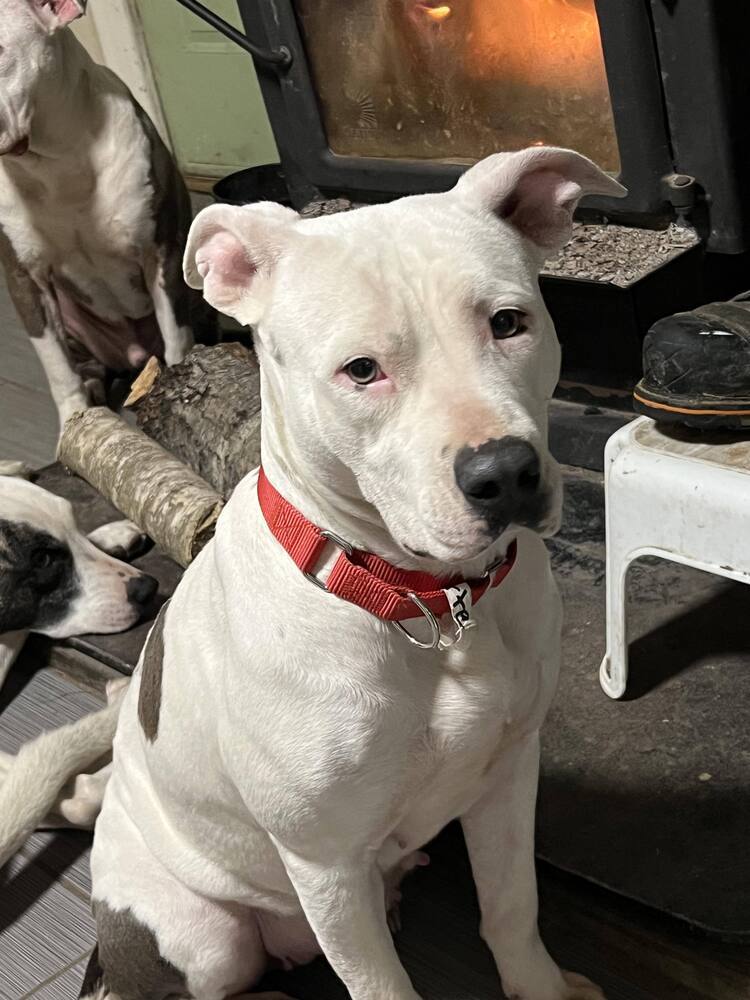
[633,385,750,429]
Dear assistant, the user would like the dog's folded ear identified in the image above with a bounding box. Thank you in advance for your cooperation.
[29,0,86,31]
[184,202,298,325]
[456,146,627,254]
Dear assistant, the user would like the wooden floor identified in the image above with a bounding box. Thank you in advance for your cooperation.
[0,284,58,468]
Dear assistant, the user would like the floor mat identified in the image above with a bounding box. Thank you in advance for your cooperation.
[540,538,750,938]
[0,666,101,999]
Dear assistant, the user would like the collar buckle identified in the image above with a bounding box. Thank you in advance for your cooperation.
[303,530,354,592]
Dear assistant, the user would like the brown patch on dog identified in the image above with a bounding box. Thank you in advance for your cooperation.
[90,901,187,1000]
[131,101,216,343]
[0,226,46,338]
[138,599,170,743]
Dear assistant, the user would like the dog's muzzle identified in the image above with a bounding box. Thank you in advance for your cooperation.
[127,574,158,609]
[454,436,545,535]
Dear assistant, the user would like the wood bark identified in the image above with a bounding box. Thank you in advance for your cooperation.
[58,408,223,567]
[125,342,261,497]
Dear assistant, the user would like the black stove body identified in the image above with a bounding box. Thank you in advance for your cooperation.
[236,2,750,251]
[188,0,750,399]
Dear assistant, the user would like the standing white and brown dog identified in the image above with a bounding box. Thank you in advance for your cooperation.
[0,0,210,429]
[77,147,624,1000]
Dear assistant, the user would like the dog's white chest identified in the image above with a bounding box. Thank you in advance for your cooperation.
[391,640,537,822]
[0,118,154,320]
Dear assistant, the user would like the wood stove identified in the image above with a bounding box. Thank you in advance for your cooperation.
[180,0,750,458]
[232,1,750,251]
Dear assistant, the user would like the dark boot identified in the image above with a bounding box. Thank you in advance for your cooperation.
[634,292,750,428]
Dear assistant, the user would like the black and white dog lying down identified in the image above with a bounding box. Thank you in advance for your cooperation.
[0,467,155,862]
[0,467,157,691]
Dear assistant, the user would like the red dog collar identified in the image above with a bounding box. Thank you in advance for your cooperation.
[257,468,517,648]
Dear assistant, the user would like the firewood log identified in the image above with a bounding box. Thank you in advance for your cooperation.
[58,408,223,567]
[124,342,261,497]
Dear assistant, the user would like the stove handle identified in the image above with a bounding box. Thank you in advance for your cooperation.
[174,0,293,70]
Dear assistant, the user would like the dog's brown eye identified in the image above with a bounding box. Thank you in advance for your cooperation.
[344,357,380,385]
[491,309,525,340]
[32,549,54,569]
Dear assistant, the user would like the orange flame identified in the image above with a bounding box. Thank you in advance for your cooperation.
[467,0,607,91]
[419,4,452,22]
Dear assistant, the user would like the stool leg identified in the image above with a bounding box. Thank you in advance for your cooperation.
[599,555,631,699]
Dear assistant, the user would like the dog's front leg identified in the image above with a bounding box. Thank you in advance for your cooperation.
[10,272,89,429]
[276,846,421,1000]
[147,253,193,366]
[462,732,604,1000]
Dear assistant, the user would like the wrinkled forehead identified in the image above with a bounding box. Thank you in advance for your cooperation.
[1,2,43,38]
[269,196,537,335]
[0,478,73,539]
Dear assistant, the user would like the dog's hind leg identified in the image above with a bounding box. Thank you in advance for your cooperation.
[34,679,126,831]
[90,824,273,1000]
[0,686,125,866]
[86,894,271,999]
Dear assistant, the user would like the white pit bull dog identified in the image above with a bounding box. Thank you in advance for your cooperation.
[78,147,624,1000]
[0,0,210,429]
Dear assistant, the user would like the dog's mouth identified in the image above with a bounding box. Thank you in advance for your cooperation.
[398,494,556,566]
[1,137,29,157]
[400,522,508,567]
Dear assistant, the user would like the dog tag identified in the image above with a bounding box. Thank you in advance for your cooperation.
[443,584,477,636]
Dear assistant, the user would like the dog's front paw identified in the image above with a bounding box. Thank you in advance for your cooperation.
[560,970,605,1000]
[504,960,605,1000]
[87,519,150,561]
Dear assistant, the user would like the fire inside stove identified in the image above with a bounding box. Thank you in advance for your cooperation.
[294,0,620,170]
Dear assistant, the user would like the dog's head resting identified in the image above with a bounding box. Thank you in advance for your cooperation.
[186,147,625,570]
[0,475,155,639]
[0,0,86,157]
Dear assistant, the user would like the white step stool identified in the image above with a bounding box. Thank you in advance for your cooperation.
[600,415,750,698]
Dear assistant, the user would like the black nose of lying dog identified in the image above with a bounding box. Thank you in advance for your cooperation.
[454,437,541,531]
[127,573,158,608]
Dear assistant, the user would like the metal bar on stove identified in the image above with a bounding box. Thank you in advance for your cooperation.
[173,0,292,69]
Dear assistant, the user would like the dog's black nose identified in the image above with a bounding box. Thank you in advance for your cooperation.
[127,574,158,607]
[454,437,541,529]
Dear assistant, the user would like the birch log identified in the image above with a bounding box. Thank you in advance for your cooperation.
[125,342,261,497]
[58,408,223,567]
